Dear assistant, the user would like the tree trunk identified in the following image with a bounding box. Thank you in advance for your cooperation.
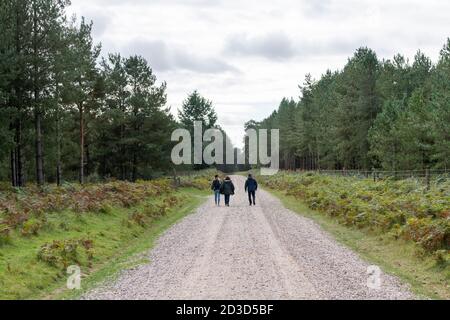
[120,120,126,181]
[14,5,24,187]
[56,114,62,186]
[316,143,321,170]
[10,149,17,187]
[86,141,90,177]
[34,83,44,185]
[35,105,44,185]
[132,152,137,182]
[9,120,17,187]
[33,3,44,186]
[56,162,62,186]
[16,117,24,187]
[79,103,84,184]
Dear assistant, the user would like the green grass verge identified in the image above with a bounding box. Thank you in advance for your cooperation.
[268,189,449,300]
[0,188,208,300]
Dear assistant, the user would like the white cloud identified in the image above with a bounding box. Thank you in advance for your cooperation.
[225,32,296,60]
[67,0,450,147]
[122,39,238,73]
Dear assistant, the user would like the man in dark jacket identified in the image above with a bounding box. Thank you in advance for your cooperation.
[211,175,222,206]
[245,174,258,206]
[220,176,235,207]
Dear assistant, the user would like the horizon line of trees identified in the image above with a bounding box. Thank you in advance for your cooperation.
[0,0,232,187]
[247,40,450,172]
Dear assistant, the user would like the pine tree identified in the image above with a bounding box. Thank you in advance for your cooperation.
[178,91,218,170]
[178,91,217,130]
[430,39,450,169]
[29,0,70,185]
[0,0,32,186]
[125,55,168,181]
[335,47,380,169]
[64,18,101,184]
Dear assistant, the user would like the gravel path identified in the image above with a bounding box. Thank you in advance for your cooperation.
[83,175,416,300]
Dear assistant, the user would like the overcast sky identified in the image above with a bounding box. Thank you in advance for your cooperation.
[67,0,450,147]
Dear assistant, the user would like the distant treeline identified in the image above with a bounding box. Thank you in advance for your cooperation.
[0,1,231,186]
[247,42,450,171]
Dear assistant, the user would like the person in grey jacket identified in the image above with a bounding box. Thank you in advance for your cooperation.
[220,176,235,207]
[245,174,258,206]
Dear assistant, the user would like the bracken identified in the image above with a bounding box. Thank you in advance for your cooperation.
[259,172,450,258]
[0,179,174,235]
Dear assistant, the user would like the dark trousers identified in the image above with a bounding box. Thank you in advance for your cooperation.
[224,194,231,206]
[248,191,256,205]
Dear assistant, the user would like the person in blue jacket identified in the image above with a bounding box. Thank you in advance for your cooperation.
[211,175,222,206]
[244,174,258,206]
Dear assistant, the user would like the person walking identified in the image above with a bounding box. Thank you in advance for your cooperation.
[245,174,258,206]
[220,176,235,207]
[211,175,222,206]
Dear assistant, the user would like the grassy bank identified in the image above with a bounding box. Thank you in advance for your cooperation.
[260,172,449,300]
[0,179,210,300]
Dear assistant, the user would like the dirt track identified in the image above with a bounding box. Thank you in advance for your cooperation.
[83,175,415,300]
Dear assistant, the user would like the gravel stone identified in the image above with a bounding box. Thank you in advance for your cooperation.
[83,175,416,300]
